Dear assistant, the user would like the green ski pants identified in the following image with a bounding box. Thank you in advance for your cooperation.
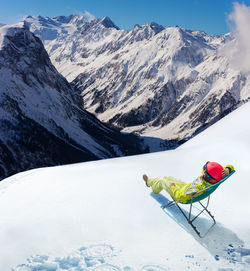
[147,176,186,197]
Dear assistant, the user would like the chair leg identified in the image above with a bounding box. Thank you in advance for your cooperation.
[199,199,216,225]
[162,200,175,209]
[163,196,216,238]
[189,196,216,237]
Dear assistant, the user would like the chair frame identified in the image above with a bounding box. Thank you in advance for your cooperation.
[162,170,235,238]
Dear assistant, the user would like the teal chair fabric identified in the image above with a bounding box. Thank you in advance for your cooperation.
[184,170,235,204]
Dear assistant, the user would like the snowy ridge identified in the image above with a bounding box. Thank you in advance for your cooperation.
[24,15,119,45]
[0,22,27,49]
[1,95,250,270]
[24,14,91,40]
[24,15,250,150]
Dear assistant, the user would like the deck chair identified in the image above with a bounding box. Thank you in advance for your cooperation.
[162,170,235,238]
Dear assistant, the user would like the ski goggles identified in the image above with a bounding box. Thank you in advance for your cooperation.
[202,162,217,184]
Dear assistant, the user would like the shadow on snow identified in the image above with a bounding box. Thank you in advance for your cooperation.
[150,192,250,263]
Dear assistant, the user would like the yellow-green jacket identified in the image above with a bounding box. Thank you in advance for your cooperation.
[171,165,234,203]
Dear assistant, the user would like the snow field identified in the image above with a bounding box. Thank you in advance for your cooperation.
[1,98,250,270]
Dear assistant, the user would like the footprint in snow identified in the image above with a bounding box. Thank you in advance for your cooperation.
[83,244,114,258]
[141,265,169,271]
[12,244,172,271]
[92,264,121,271]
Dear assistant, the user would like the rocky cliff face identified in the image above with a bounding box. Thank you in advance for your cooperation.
[0,23,144,180]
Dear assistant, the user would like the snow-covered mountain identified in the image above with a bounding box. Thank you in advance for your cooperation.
[23,15,250,146]
[24,14,119,45]
[0,22,144,180]
[1,91,250,271]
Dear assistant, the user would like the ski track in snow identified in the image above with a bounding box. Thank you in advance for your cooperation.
[12,243,250,271]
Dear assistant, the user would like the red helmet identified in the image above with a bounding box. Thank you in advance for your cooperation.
[202,162,223,182]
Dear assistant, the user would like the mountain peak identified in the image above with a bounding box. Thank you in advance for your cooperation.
[0,22,31,49]
[148,22,164,33]
[54,14,91,25]
[100,16,119,30]
[53,15,76,24]
[133,24,141,29]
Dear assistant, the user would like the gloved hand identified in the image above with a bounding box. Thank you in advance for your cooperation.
[222,168,230,178]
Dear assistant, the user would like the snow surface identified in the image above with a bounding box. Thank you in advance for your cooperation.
[1,101,250,270]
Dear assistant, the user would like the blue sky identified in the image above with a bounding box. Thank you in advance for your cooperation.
[0,0,249,34]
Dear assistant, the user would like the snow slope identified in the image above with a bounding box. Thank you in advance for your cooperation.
[0,101,250,270]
